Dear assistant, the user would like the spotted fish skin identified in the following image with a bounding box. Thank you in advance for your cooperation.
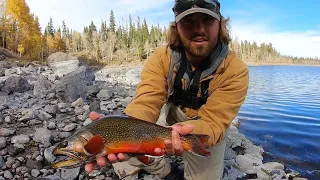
[88,116,171,144]
[82,116,210,156]
[51,115,210,169]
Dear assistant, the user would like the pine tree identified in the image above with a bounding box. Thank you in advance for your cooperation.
[62,20,67,39]
[123,18,129,47]
[129,14,135,44]
[3,5,318,64]
[89,21,96,32]
[83,26,88,34]
[109,10,116,33]
[88,21,97,42]
[116,22,122,39]
[47,18,55,36]
[44,28,48,38]
[142,18,149,42]
[100,20,107,41]
[136,15,141,31]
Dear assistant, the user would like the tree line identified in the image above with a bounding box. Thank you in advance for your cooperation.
[230,39,320,65]
[0,0,319,65]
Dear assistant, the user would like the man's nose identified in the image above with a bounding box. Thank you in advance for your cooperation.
[193,20,205,34]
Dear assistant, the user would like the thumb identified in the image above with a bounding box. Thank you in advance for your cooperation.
[179,124,194,135]
[172,124,194,135]
[89,111,101,121]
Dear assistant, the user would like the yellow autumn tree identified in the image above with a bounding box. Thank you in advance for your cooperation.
[47,31,66,53]
[5,0,42,60]
[23,14,42,59]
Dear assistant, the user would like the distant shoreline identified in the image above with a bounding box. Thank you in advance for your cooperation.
[246,62,320,67]
[98,61,320,69]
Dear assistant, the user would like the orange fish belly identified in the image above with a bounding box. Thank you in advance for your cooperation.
[104,140,166,156]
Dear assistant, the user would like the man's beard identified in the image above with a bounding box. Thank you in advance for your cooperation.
[181,35,217,59]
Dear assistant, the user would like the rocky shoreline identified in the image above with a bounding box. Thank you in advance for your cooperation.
[0,53,306,179]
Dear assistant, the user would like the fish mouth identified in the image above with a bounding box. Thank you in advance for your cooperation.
[51,148,89,169]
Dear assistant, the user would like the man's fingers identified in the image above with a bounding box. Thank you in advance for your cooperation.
[85,163,95,173]
[154,148,162,154]
[171,124,182,132]
[96,157,108,166]
[89,111,101,121]
[174,124,194,135]
[164,139,175,155]
[172,130,183,155]
[107,154,119,163]
[117,153,130,161]
[85,153,128,173]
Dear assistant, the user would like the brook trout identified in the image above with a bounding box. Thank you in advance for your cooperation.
[50,115,210,169]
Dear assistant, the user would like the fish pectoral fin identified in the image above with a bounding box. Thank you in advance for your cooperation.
[134,149,165,165]
[135,155,164,165]
[84,135,104,155]
[137,155,150,165]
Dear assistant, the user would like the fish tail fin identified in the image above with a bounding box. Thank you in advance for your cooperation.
[181,134,211,157]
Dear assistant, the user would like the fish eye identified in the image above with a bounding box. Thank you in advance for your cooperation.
[61,141,68,148]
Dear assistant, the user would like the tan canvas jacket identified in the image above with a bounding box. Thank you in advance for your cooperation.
[124,43,249,147]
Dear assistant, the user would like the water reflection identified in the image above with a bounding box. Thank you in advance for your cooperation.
[237,66,320,179]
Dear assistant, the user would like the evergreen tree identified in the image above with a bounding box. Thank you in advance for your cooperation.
[87,21,96,42]
[62,20,67,39]
[109,10,116,33]
[2,5,319,65]
[83,26,88,34]
[142,18,149,42]
[128,14,135,45]
[89,21,96,32]
[116,22,122,39]
[100,20,107,41]
[47,17,55,36]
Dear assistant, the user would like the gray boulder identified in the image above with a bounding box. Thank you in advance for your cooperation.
[55,66,95,102]
[47,52,77,64]
[2,76,30,94]
[33,75,55,96]
[0,55,5,61]
[125,68,142,86]
[47,52,80,77]
[33,128,52,147]
[0,68,5,76]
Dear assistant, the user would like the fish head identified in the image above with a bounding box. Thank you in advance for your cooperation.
[51,131,104,169]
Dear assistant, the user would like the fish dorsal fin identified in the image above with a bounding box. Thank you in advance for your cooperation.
[84,135,104,154]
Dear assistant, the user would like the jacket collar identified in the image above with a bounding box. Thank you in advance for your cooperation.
[170,42,229,80]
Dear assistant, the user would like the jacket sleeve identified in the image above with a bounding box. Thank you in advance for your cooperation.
[178,57,249,147]
[124,46,169,123]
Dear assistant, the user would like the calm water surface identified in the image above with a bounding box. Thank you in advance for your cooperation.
[237,66,320,179]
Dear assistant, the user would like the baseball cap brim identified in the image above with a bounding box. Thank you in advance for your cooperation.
[175,7,221,23]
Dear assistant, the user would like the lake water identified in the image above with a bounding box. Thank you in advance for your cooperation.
[236,66,320,179]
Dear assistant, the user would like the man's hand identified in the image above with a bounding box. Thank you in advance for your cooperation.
[155,124,194,156]
[84,112,130,173]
